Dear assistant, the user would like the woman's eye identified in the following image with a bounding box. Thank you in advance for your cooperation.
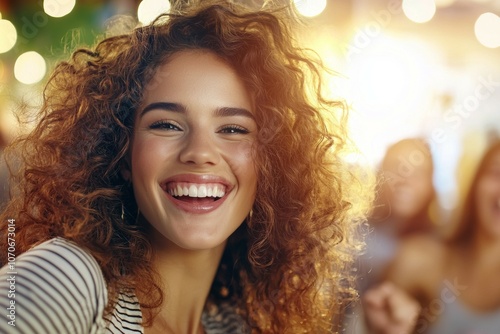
[218,125,249,134]
[149,121,182,131]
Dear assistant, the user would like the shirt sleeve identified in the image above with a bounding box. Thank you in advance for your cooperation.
[0,238,108,334]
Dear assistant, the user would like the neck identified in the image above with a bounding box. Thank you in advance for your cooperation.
[469,230,500,268]
[145,238,226,334]
[396,211,431,236]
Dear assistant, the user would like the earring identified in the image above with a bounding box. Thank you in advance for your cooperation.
[121,203,125,221]
[246,209,254,225]
[135,208,141,223]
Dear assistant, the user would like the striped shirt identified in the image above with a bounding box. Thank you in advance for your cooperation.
[0,238,248,333]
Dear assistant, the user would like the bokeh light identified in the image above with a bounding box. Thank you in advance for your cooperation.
[293,0,327,18]
[402,0,436,23]
[137,0,171,25]
[0,19,17,53]
[43,0,76,18]
[14,51,47,85]
[474,12,500,48]
[342,35,443,164]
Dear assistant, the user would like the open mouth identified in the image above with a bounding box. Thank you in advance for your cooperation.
[160,176,232,213]
[164,182,226,203]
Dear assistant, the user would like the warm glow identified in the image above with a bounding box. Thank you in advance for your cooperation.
[14,51,47,85]
[475,12,500,48]
[342,35,441,164]
[43,0,76,18]
[293,0,327,18]
[0,19,17,53]
[0,60,4,82]
[137,0,171,25]
[402,0,436,23]
[435,0,457,7]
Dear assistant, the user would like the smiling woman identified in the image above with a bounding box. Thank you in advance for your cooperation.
[0,1,369,333]
[129,50,258,251]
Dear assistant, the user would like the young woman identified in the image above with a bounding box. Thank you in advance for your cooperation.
[358,138,436,292]
[364,140,500,334]
[0,1,367,333]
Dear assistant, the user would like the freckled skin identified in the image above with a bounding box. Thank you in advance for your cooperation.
[128,50,257,251]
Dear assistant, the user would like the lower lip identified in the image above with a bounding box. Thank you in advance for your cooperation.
[165,192,228,214]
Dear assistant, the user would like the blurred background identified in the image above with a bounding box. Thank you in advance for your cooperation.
[0,0,499,224]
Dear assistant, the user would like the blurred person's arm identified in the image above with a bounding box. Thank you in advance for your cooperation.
[363,236,444,334]
[363,282,420,334]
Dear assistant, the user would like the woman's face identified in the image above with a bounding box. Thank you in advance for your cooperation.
[127,50,257,251]
[381,145,434,222]
[474,148,500,239]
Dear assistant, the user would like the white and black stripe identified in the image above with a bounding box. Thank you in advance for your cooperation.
[0,238,108,333]
[105,294,142,333]
[0,238,249,334]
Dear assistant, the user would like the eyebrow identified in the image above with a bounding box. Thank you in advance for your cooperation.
[140,102,186,116]
[140,102,255,120]
[214,107,255,120]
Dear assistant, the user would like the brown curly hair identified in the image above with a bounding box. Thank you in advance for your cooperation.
[446,140,500,246]
[0,1,369,332]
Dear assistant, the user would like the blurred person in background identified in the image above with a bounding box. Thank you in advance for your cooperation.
[0,1,368,333]
[359,138,436,293]
[344,138,436,333]
[364,139,500,334]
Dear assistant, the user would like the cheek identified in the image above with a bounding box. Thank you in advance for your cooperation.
[415,181,433,200]
[130,139,153,181]
[476,178,497,199]
[131,136,175,175]
[223,141,257,184]
[474,180,495,217]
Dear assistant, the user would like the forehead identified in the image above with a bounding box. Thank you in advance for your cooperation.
[145,50,235,89]
[142,49,252,109]
[382,145,432,171]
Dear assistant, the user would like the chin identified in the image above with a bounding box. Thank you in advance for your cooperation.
[173,235,227,251]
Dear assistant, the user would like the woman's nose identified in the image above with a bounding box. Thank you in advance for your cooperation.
[179,130,220,166]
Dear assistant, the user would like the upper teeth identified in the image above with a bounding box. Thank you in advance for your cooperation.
[167,183,225,198]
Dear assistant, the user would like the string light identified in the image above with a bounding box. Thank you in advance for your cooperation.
[475,12,500,48]
[14,51,47,85]
[0,19,17,53]
[293,0,327,18]
[43,0,76,18]
[137,0,170,25]
[402,0,436,23]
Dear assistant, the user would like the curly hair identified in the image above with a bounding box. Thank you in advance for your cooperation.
[0,1,369,332]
